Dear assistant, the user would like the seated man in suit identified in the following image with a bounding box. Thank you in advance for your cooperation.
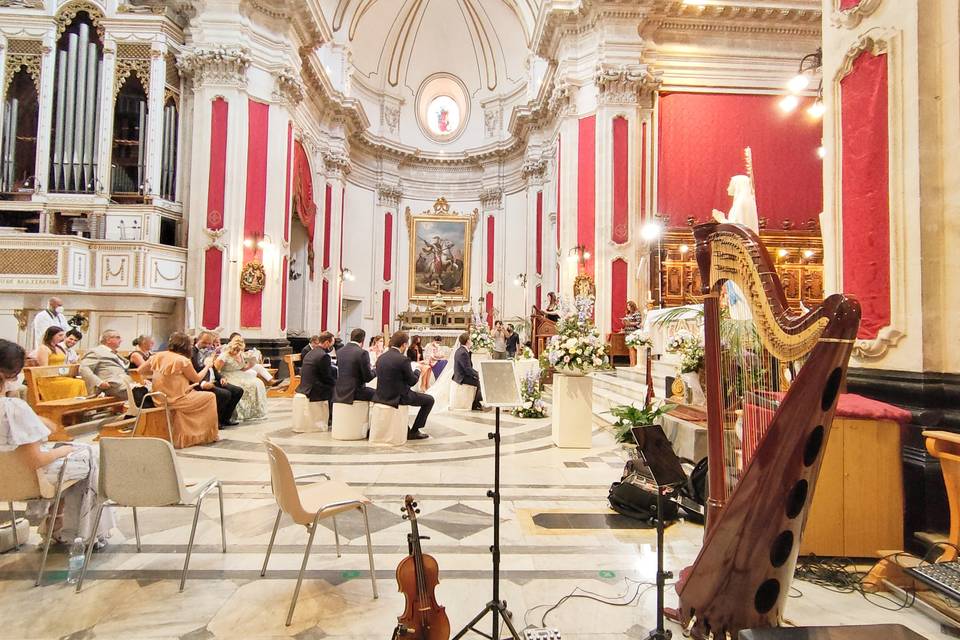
[333,328,375,404]
[79,329,133,400]
[372,331,433,440]
[453,331,484,411]
[193,330,244,427]
[297,332,337,424]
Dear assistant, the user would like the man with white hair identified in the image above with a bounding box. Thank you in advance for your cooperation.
[32,296,67,349]
[79,329,131,400]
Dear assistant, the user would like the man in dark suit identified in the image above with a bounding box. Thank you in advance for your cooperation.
[193,331,244,427]
[453,331,484,411]
[297,332,337,423]
[372,331,433,440]
[333,328,375,404]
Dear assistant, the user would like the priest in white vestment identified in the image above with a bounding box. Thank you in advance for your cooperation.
[32,297,68,349]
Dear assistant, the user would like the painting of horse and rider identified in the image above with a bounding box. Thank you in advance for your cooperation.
[406,198,475,302]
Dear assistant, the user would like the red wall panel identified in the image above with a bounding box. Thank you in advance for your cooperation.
[202,247,223,329]
[283,121,292,241]
[322,184,332,270]
[536,191,543,275]
[240,99,269,328]
[381,289,391,332]
[641,122,647,217]
[841,52,890,340]
[486,215,495,284]
[206,98,228,229]
[657,93,822,229]
[612,117,629,244]
[321,278,329,331]
[577,116,596,277]
[536,284,542,311]
[383,212,393,281]
[611,259,628,333]
[485,291,494,328]
[280,256,288,331]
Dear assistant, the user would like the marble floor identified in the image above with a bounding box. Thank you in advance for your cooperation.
[0,398,953,639]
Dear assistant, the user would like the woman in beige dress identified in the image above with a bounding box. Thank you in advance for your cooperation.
[137,332,219,449]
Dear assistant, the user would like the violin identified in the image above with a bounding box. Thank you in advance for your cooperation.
[394,495,450,640]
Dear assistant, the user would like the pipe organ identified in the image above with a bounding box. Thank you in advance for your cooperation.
[49,17,101,193]
[160,100,179,201]
[2,40,41,194]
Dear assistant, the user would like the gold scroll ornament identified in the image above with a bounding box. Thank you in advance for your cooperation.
[240,261,266,294]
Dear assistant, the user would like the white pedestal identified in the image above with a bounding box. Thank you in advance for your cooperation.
[551,374,593,449]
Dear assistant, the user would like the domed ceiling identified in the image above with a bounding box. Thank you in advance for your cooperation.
[325,0,536,95]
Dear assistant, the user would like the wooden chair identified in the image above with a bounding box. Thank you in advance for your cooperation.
[268,354,300,398]
[260,439,377,625]
[22,365,123,441]
[924,430,960,561]
[97,383,175,444]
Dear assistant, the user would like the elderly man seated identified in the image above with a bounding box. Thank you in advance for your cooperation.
[79,329,133,400]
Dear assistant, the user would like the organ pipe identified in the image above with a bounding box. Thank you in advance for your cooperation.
[0,97,15,191]
[52,51,66,190]
[62,32,78,190]
[49,18,102,193]
[82,41,98,191]
[160,101,178,200]
[73,22,89,191]
[137,99,146,191]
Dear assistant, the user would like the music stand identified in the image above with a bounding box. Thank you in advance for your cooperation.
[455,361,523,640]
[631,425,686,640]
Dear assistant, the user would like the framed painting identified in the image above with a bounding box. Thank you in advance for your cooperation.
[406,197,477,302]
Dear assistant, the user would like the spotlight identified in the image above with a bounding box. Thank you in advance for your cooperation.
[817,146,826,159]
[583,251,591,260]
[641,221,662,242]
[803,249,815,259]
[807,100,826,119]
[679,244,689,254]
[777,248,788,258]
[243,238,254,248]
[778,95,799,113]
[787,74,810,94]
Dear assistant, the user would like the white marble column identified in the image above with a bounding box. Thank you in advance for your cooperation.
[33,35,57,194]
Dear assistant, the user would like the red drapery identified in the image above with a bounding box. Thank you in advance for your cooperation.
[381,289,391,332]
[657,93,823,229]
[292,141,317,278]
[841,52,890,340]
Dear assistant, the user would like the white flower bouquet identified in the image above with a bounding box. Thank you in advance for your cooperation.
[514,345,535,360]
[625,329,653,350]
[539,297,610,375]
[512,368,546,418]
[665,329,704,374]
[469,323,494,353]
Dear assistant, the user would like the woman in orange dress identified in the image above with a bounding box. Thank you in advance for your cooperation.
[137,332,219,449]
[35,326,88,401]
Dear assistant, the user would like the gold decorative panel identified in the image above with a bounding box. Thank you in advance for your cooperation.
[0,249,58,275]
[655,228,824,312]
[4,39,43,92]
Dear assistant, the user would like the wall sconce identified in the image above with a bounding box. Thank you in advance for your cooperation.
[514,272,527,288]
[781,48,823,119]
[567,244,591,264]
[640,220,663,242]
[339,267,355,282]
[802,249,815,260]
[243,232,273,254]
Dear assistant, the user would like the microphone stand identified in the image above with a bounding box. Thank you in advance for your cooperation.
[454,406,522,640]
[647,486,673,640]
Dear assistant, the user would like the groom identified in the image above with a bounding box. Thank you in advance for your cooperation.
[453,332,484,411]
[372,331,434,440]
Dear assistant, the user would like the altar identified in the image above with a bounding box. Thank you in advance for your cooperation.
[407,328,464,347]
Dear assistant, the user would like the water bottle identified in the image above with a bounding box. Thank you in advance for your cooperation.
[66,537,85,584]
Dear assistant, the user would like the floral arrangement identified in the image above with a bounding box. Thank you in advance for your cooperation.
[512,368,546,418]
[514,345,535,360]
[469,323,494,353]
[539,297,610,374]
[625,329,653,350]
[665,329,704,374]
[609,398,677,444]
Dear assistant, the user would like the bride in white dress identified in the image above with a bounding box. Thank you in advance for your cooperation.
[425,343,463,412]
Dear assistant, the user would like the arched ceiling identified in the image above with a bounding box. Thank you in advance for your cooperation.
[324,0,535,97]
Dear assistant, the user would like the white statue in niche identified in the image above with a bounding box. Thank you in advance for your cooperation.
[711,174,759,234]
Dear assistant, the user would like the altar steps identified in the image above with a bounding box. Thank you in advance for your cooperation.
[589,368,651,428]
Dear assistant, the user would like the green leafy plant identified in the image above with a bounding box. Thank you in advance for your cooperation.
[609,400,677,444]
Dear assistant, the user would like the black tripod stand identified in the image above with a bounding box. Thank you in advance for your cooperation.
[454,406,523,640]
[647,486,673,640]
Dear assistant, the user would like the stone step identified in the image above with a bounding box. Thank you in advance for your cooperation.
[590,371,648,400]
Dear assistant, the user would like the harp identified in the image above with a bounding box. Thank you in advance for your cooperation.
[676,222,860,639]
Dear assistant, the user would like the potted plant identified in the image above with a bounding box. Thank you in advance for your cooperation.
[609,399,677,446]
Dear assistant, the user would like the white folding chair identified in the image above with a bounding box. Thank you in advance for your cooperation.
[75,437,226,593]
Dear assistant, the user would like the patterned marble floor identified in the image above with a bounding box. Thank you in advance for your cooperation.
[0,398,952,639]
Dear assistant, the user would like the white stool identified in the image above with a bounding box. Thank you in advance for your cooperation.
[292,393,329,433]
[331,401,370,440]
[450,381,477,411]
[368,404,409,445]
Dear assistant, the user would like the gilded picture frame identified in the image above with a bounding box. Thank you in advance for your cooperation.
[406,197,477,303]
